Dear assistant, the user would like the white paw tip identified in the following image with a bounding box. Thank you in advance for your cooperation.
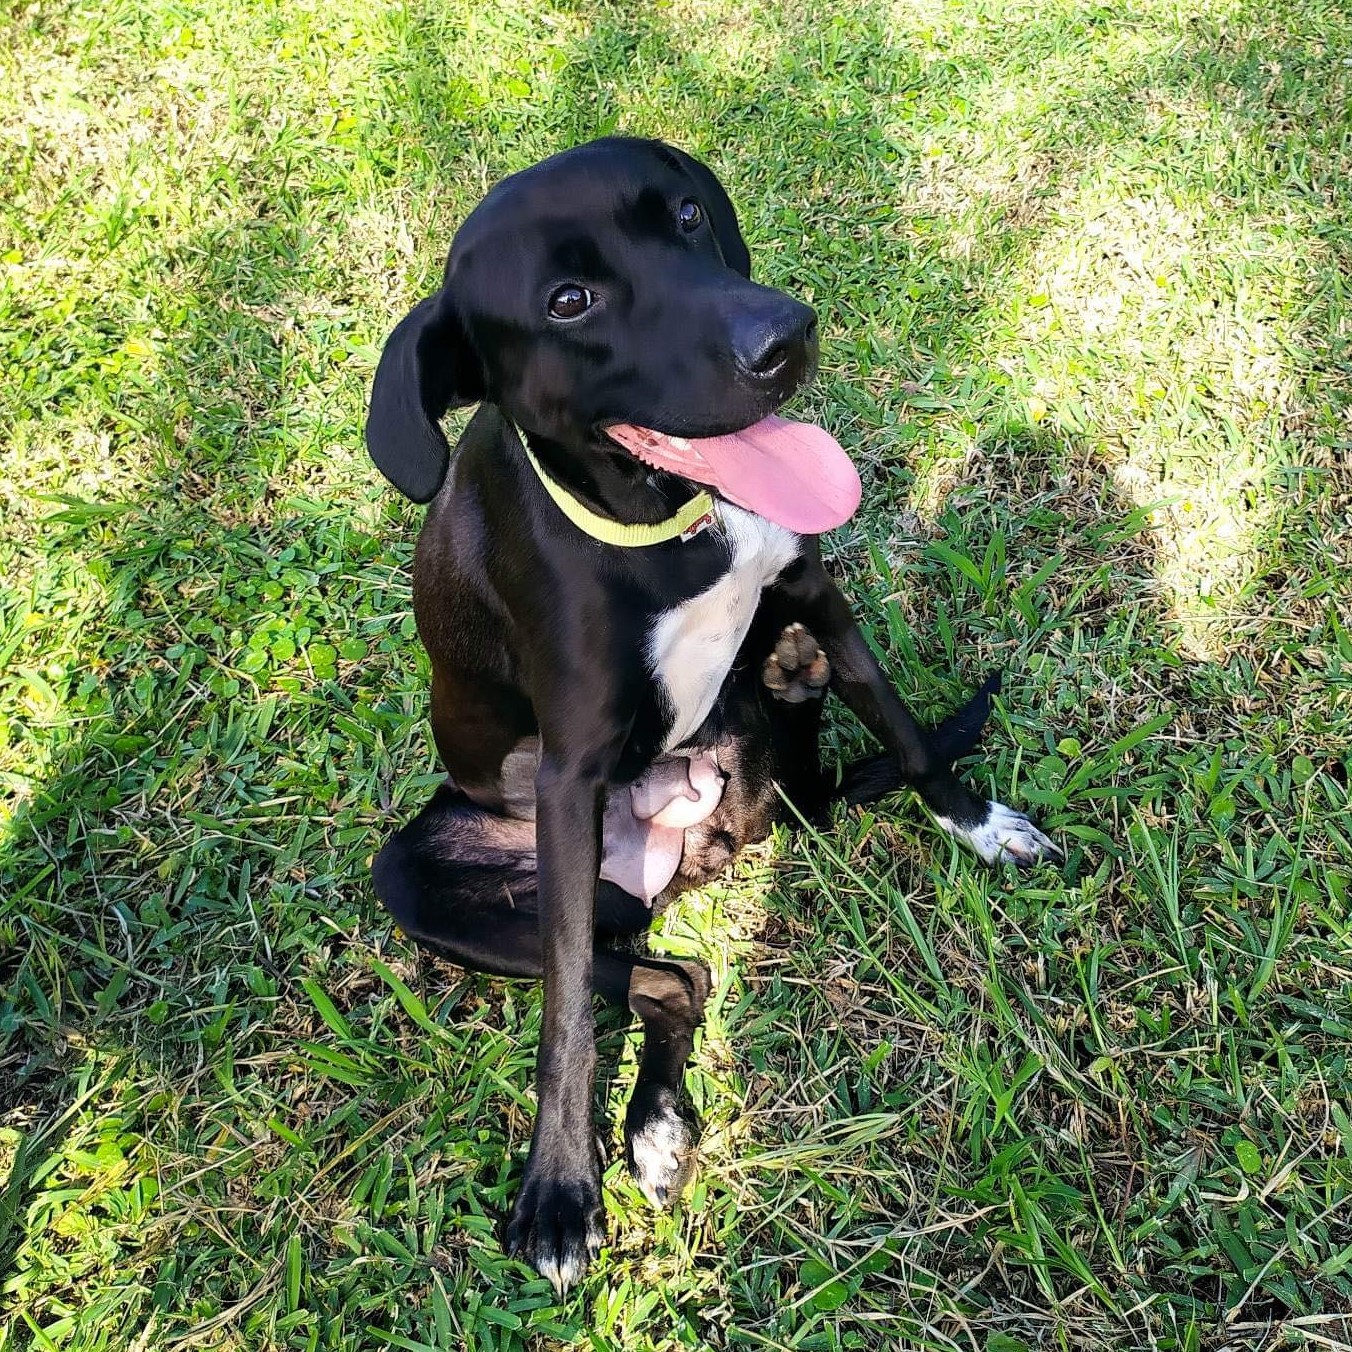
[628,1106,695,1208]
[534,1221,604,1298]
[941,801,1063,867]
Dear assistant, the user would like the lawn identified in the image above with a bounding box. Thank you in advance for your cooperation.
[2,0,1351,1346]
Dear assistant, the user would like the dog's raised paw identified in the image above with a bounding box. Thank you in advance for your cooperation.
[942,800,1063,869]
[625,1084,696,1208]
[762,622,830,704]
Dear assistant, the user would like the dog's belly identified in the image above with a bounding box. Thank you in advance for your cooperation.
[481,734,732,902]
[647,505,800,751]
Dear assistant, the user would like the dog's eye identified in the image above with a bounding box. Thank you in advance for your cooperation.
[548,285,594,320]
[677,199,703,232]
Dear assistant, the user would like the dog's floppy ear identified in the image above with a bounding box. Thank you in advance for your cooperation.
[664,144,752,279]
[365,290,484,502]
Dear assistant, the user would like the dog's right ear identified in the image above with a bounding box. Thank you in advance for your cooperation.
[365,291,484,503]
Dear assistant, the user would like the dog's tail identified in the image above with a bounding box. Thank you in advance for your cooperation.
[833,671,1001,807]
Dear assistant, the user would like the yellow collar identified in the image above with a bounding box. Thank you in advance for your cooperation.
[520,440,718,547]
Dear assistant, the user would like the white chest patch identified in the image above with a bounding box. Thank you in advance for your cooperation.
[647,505,800,751]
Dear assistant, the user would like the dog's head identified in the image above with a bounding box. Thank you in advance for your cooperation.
[367,138,858,532]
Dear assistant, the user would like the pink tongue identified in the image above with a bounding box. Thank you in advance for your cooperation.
[607,415,862,535]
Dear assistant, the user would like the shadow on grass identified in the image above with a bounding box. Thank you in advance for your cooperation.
[0,175,427,1332]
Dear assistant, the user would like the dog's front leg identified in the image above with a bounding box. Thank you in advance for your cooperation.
[503,744,614,1296]
[774,549,1059,866]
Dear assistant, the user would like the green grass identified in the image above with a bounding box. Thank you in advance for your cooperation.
[2,0,1351,1346]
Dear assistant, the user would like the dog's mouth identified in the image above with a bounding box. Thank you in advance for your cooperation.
[605,415,861,535]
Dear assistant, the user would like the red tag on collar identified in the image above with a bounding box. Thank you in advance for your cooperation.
[679,509,717,543]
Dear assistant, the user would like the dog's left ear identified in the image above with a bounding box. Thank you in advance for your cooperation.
[365,290,484,503]
[664,144,752,279]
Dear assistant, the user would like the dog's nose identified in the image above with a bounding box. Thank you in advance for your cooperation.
[732,302,819,384]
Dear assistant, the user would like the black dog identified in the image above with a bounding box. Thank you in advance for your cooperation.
[365,137,1057,1294]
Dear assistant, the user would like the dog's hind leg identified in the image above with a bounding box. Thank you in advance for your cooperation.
[620,958,709,1207]
[372,784,710,1208]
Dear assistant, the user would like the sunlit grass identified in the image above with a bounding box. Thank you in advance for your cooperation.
[995,177,1300,657]
[3,0,1351,1347]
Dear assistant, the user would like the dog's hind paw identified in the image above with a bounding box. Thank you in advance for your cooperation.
[625,1084,696,1208]
[940,800,1063,868]
[762,622,830,704]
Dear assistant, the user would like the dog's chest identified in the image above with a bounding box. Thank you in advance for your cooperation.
[646,506,800,751]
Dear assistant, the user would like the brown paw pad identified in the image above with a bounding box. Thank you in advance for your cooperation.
[762,622,830,704]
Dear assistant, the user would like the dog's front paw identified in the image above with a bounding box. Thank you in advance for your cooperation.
[505,1150,605,1297]
[625,1083,697,1208]
[945,800,1063,868]
[762,622,830,704]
